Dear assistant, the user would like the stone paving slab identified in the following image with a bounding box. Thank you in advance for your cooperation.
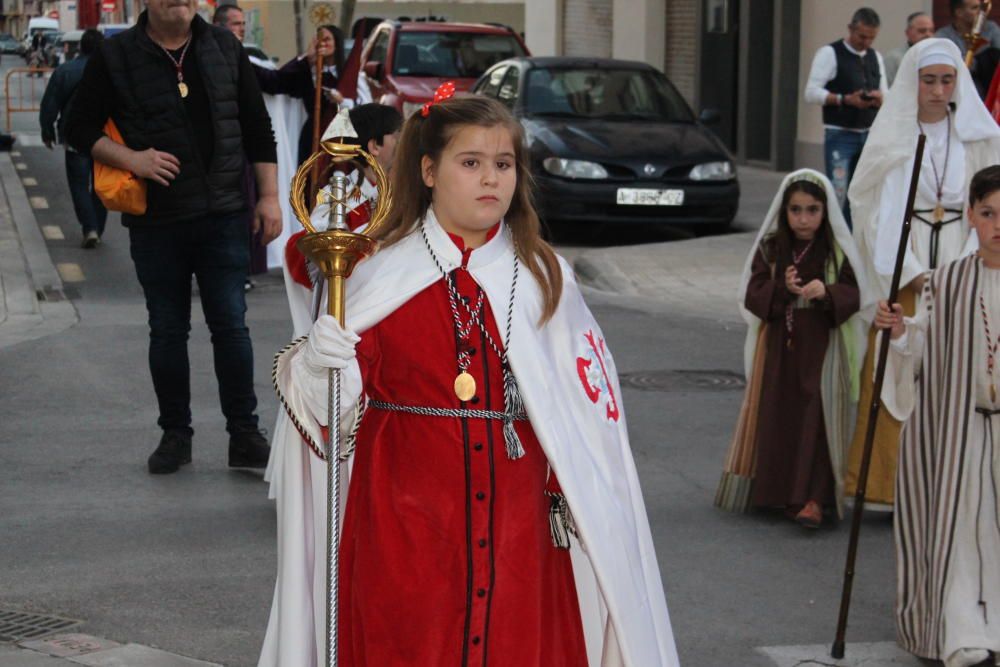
[0,647,76,667]
[21,634,120,658]
[66,644,221,667]
[757,642,926,666]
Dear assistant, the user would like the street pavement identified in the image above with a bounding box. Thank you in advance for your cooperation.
[0,63,916,666]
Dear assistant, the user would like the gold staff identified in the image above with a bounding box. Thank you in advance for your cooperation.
[965,0,993,68]
[288,112,392,666]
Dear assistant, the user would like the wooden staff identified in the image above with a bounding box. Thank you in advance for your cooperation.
[831,134,926,660]
[310,30,325,194]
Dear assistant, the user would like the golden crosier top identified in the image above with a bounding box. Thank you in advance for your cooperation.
[290,140,393,238]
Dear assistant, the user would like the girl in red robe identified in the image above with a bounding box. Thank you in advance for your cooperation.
[261,93,678,665]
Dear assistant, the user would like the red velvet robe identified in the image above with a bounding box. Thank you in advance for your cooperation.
[337,231,588,666]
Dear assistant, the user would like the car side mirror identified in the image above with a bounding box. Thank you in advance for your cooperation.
[364,61,384,81]
[699,108,721,125]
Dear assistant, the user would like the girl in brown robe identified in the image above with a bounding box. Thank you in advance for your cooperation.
[742,175,861,527]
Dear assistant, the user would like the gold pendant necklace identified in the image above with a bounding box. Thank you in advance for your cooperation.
[454,372,476,402]
[178,81,189,98]
[933,202,945,223]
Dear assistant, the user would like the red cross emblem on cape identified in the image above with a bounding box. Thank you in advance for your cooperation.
[576,330,620,423]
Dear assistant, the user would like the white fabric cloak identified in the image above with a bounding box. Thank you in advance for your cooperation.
[258,210,680,666]
[249,55,309,272]
[736,169,874,517]
[849,38,1000,303]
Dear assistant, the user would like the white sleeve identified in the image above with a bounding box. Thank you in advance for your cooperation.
[356,73,373,105]
[880,290,930,420]
[804,46,837,105]
[876,51,889,95]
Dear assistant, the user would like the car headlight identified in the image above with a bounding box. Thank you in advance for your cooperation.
[402,101,424,118]
[689,161,734,181]
[543,158,608,179]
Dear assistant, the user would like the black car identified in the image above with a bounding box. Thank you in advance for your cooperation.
[473,57,739,230]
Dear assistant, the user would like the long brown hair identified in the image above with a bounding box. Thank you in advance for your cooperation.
[371,96,563,323]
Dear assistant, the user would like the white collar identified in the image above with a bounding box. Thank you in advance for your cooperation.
[422,206,512,272]
[841,39,868,57]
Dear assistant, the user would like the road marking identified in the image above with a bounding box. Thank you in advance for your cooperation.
[10,150,20,156]
[57,263,85,283]
[41,225,64,240]
[22,177,37,186]
[13,133,45,147]
[29,196,48,209]
[756,642,920,666]
[15,162,27,170]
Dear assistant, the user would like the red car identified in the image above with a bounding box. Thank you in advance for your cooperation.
[359,20,530,116]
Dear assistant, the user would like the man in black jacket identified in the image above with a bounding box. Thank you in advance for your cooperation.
[39,28,107,248]
[66,0,281,475]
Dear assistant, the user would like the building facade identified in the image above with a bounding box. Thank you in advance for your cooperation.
[525,0,954,172]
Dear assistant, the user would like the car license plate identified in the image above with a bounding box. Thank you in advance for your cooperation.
[616,188,684,206]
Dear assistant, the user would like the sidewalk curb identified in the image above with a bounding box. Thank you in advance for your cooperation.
[0,151,78,350]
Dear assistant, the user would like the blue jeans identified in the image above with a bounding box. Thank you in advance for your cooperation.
[129,212,259,435]
[824,128,868,229]
[65,148,107,236]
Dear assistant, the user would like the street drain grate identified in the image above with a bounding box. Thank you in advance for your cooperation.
[0,609,82,641]
[619,370,746,392]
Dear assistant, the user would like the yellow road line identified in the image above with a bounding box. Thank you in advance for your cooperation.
[22,177,37,186]
[15,162,27,171]
[29,196,48,209]
[57,263,85,283]
[41,225,64,240]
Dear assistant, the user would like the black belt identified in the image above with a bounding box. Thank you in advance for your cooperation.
[912,208,962,269]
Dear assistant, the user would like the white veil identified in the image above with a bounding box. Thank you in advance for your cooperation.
[738,168,873,380]
[850,38,1000,278]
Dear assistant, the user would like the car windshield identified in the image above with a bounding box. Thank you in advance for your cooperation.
[524,67,694,122]
[392,31,526,78]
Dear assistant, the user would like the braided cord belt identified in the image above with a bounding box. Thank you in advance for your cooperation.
[368,399,527,421]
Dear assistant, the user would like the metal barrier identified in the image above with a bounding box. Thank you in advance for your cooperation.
[5,67,53,134]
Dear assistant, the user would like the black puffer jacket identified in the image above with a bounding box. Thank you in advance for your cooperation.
[102,12,245,223]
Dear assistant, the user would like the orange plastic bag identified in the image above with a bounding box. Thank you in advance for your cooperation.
[94,118,147,215]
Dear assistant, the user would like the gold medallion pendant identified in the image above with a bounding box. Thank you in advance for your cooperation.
[454,372,476,402]
[933,203,945,223]
[178,82,189,98]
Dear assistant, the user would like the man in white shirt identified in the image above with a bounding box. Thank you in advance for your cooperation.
[884,11,935,86]
[804,7,889,228]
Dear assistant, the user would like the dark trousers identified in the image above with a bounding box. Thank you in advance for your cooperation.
[65,148,107,236]
[129,212,259,436]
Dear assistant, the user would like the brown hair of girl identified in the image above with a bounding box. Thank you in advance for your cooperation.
[371,95,563,323]
[763,179,838,274]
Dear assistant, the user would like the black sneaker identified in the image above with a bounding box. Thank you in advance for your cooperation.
[229,429,270,468]
[148,430,192,474]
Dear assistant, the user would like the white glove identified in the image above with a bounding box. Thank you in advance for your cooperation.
[303,315,361,374]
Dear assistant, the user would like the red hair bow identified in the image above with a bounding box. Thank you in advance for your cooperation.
[421,81,457,117]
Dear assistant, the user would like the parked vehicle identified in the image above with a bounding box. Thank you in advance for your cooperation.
[359,20,528,117]
[23,17,59,52]
[473,57,739,231]
[54,29,84,64]
[0,33,22,54]
[97,23,132,38]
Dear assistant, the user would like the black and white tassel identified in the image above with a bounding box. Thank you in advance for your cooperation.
[502,362,525,460]
[547,493,576,550]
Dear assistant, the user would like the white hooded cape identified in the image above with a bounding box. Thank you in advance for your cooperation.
[849,38,1000,302]
[736,169,874,517]
[249,55,309,272]
[258,209,679,667]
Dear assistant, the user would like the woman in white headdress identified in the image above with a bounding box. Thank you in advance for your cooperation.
[844,38,1000,509]
[716,169,871,528]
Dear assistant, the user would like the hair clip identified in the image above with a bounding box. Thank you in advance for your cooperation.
[421,81,457,117]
